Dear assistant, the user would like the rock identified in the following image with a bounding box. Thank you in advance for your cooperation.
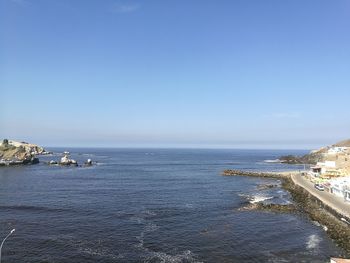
[60,155,70,165]
[30,157,39,164]
[41,151,53,155]
[0,156,39,166]
[0,139,47,166]
[59,154,78,166]
[49,160,58,165]
[84,159,92,166]
[257,184,278,190]
[282,177,350,253]
[238,202,296,213]
[279,152,324,165]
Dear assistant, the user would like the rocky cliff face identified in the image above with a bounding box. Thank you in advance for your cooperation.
[7,140,47,155]
[0,139,47,165]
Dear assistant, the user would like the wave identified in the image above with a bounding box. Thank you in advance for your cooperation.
[249,195,274,204]
[145,250,202,263]
[135,219,202,262]
[306,234,321,250]
[70,239,124,260]
[263,159,281,163]
[238,193,275,205]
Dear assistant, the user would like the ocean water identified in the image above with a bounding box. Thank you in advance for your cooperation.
[0,148,344,262]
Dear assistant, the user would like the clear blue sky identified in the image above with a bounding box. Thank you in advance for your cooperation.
[1,0,349,149]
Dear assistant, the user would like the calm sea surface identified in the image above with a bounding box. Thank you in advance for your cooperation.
[0,149,345,262]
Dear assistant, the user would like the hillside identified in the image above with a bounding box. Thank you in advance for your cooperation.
[333,139,350,147]
[279,138,350,165]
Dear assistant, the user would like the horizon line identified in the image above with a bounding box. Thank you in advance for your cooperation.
[44,145,311,151]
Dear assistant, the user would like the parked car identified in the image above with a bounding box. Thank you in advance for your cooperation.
[314,183,324,191]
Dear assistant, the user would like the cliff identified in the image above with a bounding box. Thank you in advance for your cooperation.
[0,139,48,165]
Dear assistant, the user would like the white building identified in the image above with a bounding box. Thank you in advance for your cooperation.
[328,147,349,155]
[329,177,350,202]
[316,161,336,174]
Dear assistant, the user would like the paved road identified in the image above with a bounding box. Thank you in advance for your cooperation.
[291,173,350,219]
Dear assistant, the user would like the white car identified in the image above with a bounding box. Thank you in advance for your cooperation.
[314,184,324,191]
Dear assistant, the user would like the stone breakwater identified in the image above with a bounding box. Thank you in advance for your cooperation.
[239,202,297,213]
[222,169,350,256]
[222,169,293,178]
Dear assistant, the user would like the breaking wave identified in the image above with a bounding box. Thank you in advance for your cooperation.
[249,195,274,204]
[306,234,321,250]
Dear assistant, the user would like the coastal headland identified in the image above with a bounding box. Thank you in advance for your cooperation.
[223,169,350,255]
[0,139,50,166]
[0,139,93,167]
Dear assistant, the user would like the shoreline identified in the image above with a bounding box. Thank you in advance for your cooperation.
[223,169,350,256]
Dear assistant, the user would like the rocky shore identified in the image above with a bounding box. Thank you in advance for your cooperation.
[278,138,350,165]
[278,153,324,164]
[223,169,350,256]
[0,139,48,166]
[0,139,93,168]
[239,202,297,213]
[282,177,350,254]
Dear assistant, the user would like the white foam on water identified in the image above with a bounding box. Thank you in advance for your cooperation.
[143,210,157,216]
[135,222,159,249]
[306,234,321,250]
[70,239,124,259]
[135,222,201,263]
[312,221,328,232]
[185,203,194,208]
[264,159,281,163]
[145,250,203,263]
[249,195,274,204]
[130,216,144,224]
[144,222,160,232]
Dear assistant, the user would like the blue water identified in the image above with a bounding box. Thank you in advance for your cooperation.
[0,149,344,262]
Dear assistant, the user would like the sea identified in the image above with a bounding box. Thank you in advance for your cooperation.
[0,148,345,262]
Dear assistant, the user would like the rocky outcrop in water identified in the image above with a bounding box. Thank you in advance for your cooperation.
[59,154,78,166]
[0,139,44,166]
